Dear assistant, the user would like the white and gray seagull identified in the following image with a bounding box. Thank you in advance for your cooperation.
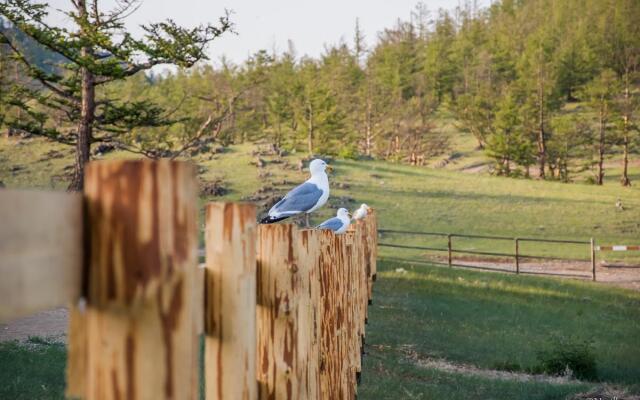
[260,159,330,226]
[316,208,351,234]
[316,208,351,235]
[352,203,372,221]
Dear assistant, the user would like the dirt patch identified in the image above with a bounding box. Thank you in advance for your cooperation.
[570,385,640,400]
[0,307,68,343]
[401,255,640,291]
[400,344,584,385]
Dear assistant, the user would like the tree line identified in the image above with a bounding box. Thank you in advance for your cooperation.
[1,0,639,188]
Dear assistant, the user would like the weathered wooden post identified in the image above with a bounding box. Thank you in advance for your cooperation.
[296,229,322,400]
[0,190,83,322]
[343,232,358,396]
[447,234,452,268]
[67,160,200,400]
[204,203,257,400]
[515,238,520,274]
[256,224,304,400]
[591,238,596,281]
[369,211,378,283]
[318,230,341,399]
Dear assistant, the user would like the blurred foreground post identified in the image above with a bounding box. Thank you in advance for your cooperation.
[204,203,257,400]
[67,160,200,400]
[0,190,83,322]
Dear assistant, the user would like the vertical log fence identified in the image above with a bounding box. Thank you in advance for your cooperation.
[0,159,378,400]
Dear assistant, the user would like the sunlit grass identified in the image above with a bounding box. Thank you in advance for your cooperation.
[359,260,640,399]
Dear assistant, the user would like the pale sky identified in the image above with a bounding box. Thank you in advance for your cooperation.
[47,0,491,66]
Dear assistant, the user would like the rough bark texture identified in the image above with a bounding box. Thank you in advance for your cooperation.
[69,1,94,192]
[537,66,547,180]
[597,106,606,185]
[621,72,631,187]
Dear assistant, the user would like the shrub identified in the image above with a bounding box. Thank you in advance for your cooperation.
[535,336,598,381]
[492,360,523,372]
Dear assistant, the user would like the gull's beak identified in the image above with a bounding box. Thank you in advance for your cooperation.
[326,165,334,173]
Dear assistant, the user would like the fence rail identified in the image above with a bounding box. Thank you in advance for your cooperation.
[0,159,378,400]
[378,228,597,281]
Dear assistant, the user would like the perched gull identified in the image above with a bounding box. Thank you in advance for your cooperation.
[352,203,372,221]
[316,208,351,234]
[260,159,330,225]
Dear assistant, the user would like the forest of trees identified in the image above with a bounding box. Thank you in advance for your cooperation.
[1,0,639,186]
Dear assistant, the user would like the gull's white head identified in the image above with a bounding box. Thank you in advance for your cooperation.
[353,203,371,220]
[337,208,350,219]
[309,159,328,176]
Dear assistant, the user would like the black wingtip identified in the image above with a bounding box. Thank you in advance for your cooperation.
[260,215,290,224]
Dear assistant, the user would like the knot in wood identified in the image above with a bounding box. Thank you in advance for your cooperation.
[287,262,298,273]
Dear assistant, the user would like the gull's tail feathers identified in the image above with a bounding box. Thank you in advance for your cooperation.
[259,215,290,224]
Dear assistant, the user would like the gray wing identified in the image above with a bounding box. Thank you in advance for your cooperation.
[269,182,323,216]
[316,217,344,231]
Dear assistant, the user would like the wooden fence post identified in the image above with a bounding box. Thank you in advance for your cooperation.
[67,160,200,400]
[256,224,304,400]
[591,238,596,282]
[296,229,322,400]
[204,203,257,400]
[318,230,341,399]
[515,238,520,274]
[0,190,83,322]
[447,234,452,268]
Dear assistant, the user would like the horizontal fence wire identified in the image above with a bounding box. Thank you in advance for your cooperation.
[518,254,591,262]
[378,243,448,252]
[379,228,591,245]
[451,249,515,258]
[378,229,447,237]
[379,228,595,280]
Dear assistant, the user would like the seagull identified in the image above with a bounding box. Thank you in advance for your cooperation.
[316,208,351,234]
[260,159,330,226]
[352,203,372,221]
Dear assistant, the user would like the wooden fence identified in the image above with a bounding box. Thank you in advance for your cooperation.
[0,159,378,400]
[379,229,596,280]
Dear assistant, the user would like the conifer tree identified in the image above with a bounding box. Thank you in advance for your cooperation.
[0,0,231,190]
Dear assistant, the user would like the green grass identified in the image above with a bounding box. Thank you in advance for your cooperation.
[2,137,640,398]
[2,263,638,399]
[359,260,640,399]
[0,337,66,400]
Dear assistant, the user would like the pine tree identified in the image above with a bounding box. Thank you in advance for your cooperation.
[0,0,231,190]
[581,69,620,185]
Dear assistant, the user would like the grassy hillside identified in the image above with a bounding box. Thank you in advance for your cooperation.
[2,136,639,263]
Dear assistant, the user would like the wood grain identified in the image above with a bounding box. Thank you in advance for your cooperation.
[67,159,200,400]
[296,229,321,400]
[204,203,257,400]
[256,224,304,400]
[0,189,83,322]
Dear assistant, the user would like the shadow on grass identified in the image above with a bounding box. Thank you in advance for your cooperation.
[361,260,640,396]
